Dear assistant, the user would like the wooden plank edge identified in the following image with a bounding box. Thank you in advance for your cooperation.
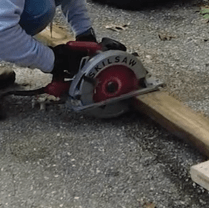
[133,91,209,158]
[190,160,209,191]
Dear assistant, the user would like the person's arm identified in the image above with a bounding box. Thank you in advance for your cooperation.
[60,0,92,36]
[0,0,55,73]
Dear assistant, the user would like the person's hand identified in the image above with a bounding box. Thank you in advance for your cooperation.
[50,44,87,80]
[76,27,97,42]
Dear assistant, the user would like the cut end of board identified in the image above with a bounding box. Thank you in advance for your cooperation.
[190,160,209,191]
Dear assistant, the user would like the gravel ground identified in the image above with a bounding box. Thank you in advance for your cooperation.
[1,0,209,207]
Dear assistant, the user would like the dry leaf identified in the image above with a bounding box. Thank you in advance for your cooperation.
[158,32,177,41]
[105,23,130,32]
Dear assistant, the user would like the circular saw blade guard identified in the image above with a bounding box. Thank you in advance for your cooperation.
[68,50,161,118]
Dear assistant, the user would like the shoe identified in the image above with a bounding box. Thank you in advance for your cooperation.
[0,69,16,89]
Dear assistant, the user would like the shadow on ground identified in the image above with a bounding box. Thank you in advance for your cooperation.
[90,0,197,11]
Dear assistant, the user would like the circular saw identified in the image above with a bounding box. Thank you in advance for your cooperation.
[66,38,163,118]
[0,38,163,119]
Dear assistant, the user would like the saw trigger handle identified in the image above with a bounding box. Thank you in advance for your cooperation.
[66,41,102,55]
[66,38,127,56]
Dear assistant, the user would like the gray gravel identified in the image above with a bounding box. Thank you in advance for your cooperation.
[1,0,209,207]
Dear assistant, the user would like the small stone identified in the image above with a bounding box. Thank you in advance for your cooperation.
[199,199,206,205]
[179,201,185,205]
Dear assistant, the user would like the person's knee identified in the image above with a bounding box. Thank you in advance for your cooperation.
[19,0,56,36]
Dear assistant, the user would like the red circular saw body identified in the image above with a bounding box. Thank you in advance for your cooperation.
[93,65,138,102]
[44,81,71,98]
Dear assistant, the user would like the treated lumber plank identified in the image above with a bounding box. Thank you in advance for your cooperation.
[190,160,209,191]
[133,91,209,158]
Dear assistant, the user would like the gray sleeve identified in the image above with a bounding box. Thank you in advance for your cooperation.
[0,0,55,73]
[60,0,92,36]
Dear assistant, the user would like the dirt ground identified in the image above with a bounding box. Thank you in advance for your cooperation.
[0,0,209,207]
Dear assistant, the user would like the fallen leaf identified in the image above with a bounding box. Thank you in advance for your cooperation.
[158,31,177,41]
[105,23,130,32]
[200,7,209,15]
[200,7,209,20]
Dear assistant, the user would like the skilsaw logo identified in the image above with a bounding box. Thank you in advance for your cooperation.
[88,56,137,78]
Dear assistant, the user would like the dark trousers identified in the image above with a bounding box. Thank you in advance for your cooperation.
[19,0,57,36]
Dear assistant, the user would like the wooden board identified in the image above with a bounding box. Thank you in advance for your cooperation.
[190,160,209,190]
[36,24,209,158]
[133,91,209,158]
[35,24,73,46]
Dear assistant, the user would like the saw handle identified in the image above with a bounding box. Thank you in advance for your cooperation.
[44,41,100,98]
[66,38,126,55]
[66,41,102,55]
